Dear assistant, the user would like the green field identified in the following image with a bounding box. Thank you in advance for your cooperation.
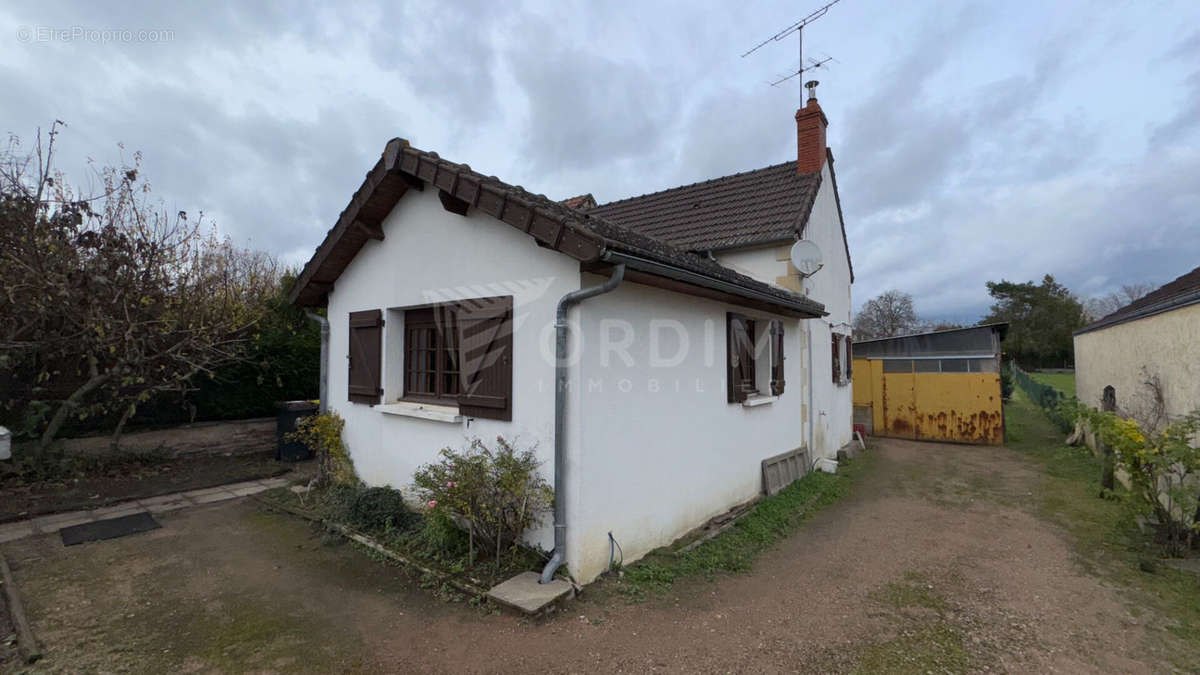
[1029,371,1076,398]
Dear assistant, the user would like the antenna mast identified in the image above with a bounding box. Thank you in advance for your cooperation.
[742,0,842,103]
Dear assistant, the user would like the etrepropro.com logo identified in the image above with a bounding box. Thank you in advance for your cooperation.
[16,26,175,44]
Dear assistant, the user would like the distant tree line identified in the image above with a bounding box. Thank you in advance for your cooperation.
[0,123,318,453]
[853,274,1153,369]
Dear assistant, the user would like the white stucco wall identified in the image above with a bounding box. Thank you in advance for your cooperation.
[716,160,855,458]
[1074,303,1200,419]
[566,277,811,581]
[326,187,582,553]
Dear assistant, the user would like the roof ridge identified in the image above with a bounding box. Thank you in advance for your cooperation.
[595,159,805,209]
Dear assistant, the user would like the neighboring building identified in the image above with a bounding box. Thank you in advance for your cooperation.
[559,193,597,210]
[289,89,854,584]
[852,324,1007,445]
[1074,266,1200,422]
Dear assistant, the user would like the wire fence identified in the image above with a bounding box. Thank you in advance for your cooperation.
[1009,362,1075,433]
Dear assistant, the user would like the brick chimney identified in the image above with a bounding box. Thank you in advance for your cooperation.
[795,80,828,174]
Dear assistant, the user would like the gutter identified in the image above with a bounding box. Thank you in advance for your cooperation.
[1074,289,1200,336]
[540,263,626,584]
[305,312,330,414]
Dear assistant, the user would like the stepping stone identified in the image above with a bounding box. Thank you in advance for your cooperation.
[486,571,574,615]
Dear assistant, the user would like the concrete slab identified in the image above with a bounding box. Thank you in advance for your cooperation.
[1163,558,1200,577]
[229,485,264,497]
[0,521,34,543]
[34,509,92,525]
[185,490,236,504]
[33,515,94,533]
[486,571,573,615]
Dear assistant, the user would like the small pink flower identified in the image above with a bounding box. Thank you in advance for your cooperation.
[446,481,453,488]
[428,500,437,508]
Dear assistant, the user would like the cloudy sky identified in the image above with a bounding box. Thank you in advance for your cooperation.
[3,0,1198,322]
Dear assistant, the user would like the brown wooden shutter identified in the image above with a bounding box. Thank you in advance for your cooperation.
[844,335,853,380]
[770,320,785,396]
[727,313,754,403]
[831,333,841,384]
[455,296,513,420]
[348,309,383,404]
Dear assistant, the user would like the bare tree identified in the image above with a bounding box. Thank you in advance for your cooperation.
[0,123,276,451]
[1083,282,1155,322]
[853,290,919,340]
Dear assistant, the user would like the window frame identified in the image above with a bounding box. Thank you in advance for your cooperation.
[401,305,460,406]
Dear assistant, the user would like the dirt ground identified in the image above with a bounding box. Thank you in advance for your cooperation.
[0,437,1186,673]
[0,452,296,522]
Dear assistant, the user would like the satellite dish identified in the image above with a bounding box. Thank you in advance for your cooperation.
[789,239,824,277]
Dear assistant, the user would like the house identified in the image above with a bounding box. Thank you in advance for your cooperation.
[289,87,854,584]
[1074,265,1200,424]
[851,324,1007,445]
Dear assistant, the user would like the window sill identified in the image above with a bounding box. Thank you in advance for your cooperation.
[377,401,463,424]
[742,394,778,408]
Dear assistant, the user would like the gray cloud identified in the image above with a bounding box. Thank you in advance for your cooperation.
[1,0,1197,320]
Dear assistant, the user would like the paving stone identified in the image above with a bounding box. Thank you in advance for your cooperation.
[0,521,34,543]
[186,490,235,504]
[229,484,266,497]
[259,477,289,489]
[91,503,144,518]
[34,515,95,533]
[140,497,191,514]
[138,494,193,508]
[34,510,93,525]
[486,571,574,615]
[91,507,146,521]
[183,486,235,497]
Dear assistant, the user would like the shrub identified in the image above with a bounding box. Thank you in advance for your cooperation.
[1072,403,1200,555]
[411,508,471,562]
[322,484,417,533]
[286,412,355,486]
[412,436,553,563]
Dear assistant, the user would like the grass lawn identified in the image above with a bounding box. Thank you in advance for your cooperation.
[1028,370,1076,398]
[1004,389,1200,668]
[601,453,871,601]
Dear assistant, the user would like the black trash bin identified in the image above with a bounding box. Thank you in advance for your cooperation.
[276,401,319,461]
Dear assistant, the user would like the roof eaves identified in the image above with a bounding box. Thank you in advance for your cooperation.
[1074,288,1200,336]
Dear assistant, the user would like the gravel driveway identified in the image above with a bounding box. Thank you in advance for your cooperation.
[2,437,1176,673]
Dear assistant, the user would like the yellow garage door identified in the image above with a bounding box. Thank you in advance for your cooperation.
[863,358,1004,445]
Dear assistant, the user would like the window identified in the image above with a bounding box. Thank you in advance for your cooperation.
[882,359,913,373]
[940,359,968,373]
[831,334,840,384]
[350,296,513,421]
[403,306,459,404]
[831,333,851,385]
[727,314,784,403]
[1102,385,1116,412]
[914,359,940,373]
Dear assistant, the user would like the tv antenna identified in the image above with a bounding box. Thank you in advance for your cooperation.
[742,0,842,103]
[770,55,835,87]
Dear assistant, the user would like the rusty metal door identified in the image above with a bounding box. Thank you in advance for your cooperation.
[880,361,917,439]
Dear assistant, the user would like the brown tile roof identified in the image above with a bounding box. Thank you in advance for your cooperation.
[588,161,821,252]
[1076,265,1200,335]
[559,193,596,210]
[290,139,826,318]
